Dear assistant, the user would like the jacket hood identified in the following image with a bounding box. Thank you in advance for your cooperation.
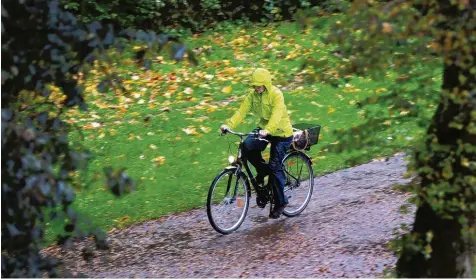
[250,68,272,92]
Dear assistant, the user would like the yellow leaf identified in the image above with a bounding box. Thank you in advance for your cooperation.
[128,133,135,140]
[149,144,158,150]
[183,127,198,135]
[98,132,105,139]
[151,156,166,165]
[223,67,237,74]
[328,106,336,114]
[222,86,232,94]
[200,126,211,133]
[119,106,127,114]
[114,216,130,223]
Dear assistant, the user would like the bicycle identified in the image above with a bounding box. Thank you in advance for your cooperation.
[206,128,315,234]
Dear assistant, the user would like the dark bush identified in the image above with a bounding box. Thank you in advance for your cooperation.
[62,0,336,32]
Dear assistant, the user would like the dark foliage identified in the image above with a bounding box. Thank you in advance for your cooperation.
[1,0,187,276]
[62,0,334,32]
[318,0,475,276]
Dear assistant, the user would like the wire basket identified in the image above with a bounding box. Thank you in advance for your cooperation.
[291,123,321,151]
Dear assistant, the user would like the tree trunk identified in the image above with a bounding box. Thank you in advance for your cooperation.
[396,2,476,276]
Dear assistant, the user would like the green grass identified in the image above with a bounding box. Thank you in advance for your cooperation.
[46,16,440,242]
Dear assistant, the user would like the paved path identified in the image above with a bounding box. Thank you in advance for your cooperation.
[45,153,414,277]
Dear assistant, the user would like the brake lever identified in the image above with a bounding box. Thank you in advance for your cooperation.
[220,129,229,136]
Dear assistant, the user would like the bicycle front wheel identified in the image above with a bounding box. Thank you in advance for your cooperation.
[207,169,250,234]
[282,152,314,217]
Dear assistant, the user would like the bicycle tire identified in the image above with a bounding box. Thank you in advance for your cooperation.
[206,168,250,234]
[282,152,314,217]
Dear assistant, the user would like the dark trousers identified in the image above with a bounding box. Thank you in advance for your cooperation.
[243,132,293,206]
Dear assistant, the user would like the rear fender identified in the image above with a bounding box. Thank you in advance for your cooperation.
[283,151,313,165]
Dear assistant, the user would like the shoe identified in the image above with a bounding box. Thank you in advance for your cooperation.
[269,202,288,219]
[256,196,268,208]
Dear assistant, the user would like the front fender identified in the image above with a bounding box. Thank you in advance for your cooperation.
[225,165,237,171]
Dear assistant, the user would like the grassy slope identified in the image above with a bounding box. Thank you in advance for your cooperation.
[46,15,440,240]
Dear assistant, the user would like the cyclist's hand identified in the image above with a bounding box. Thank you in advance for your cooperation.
[259,129,269,137]
[220,124,229,133]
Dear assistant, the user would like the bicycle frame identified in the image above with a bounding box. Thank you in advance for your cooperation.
[207,128,316,234]
[222,129,313,196]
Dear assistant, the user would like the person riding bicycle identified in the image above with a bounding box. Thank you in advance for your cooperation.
[220,68,293,219]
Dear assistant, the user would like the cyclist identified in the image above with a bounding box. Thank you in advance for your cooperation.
[220,68,293,219]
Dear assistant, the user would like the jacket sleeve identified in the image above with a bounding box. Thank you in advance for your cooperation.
[225,93,252,129]
[264,90,285,135]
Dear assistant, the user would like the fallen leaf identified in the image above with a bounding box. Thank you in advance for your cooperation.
[151,156,166,165]
[200,125,211,133]
[311,101,323,107]
[222,86,232,94]
[237,199,244,207]
[114,216,130,223]
[184,87,193,94]
[183,127,197,135]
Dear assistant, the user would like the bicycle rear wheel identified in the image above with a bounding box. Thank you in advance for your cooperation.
[207,169,250,234]
[282,152,314,217]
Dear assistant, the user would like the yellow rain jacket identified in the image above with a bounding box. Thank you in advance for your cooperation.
[225,68,293,137]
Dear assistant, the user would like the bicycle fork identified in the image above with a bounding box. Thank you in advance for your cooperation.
[224,167,242,204]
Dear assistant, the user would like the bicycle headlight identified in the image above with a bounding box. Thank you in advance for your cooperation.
[228,155,235,163]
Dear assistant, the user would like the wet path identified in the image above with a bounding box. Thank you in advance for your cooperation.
[44,153,414,277]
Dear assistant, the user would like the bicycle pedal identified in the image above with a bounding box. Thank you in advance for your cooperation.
[256,196,268,208]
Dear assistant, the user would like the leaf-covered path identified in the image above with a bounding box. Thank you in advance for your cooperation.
[45,153,414,277]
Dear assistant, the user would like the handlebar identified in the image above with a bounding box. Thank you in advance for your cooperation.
[221,128,254,137]
[221,128,269,142]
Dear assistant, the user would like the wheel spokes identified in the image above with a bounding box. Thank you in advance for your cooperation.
[209,172,248,233]
[282,154,313,215]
